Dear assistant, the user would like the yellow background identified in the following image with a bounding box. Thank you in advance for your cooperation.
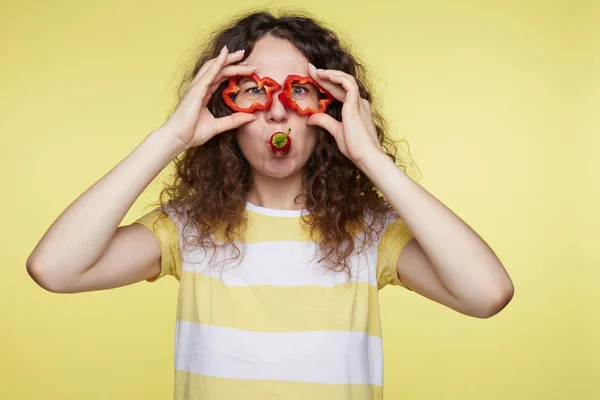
[1,0,597,398]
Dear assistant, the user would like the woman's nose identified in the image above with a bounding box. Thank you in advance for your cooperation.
[265,92,288,123]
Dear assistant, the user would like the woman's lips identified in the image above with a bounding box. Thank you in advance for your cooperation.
[268,142,291,157]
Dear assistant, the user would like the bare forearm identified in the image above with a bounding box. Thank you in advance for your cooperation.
[359,151,512,302]
[27,128,185,275]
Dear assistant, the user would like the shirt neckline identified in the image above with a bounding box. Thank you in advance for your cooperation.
[245,201,310,218]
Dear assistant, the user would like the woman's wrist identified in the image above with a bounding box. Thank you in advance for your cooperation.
[149,125,190,159]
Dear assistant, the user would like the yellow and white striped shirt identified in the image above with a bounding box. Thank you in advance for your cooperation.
[134,201,413,400]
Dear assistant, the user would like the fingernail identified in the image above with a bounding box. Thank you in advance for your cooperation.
[220,45,227,54]
[248,65,257,69]
[235,49,245,53]
[308,63,316,71]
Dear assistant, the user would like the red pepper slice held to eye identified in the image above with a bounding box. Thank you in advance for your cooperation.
[222,73,282,113]
[278,75,334,116]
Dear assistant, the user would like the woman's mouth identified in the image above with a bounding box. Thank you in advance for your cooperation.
[268,142,291,157]
[269,128,292,157]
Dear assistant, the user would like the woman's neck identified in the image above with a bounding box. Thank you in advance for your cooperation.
[247,170,307,210]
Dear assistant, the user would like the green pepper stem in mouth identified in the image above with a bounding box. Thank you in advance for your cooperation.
[272,129,291,148]
[269,128,292,155]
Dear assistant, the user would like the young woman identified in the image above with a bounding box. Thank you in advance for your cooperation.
[26,11,514,400]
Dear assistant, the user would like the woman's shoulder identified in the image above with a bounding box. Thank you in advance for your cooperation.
[142,202,192,232]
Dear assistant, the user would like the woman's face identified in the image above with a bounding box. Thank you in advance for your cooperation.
[233,35,319,179]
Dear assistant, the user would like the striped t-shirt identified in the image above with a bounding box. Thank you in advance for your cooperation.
[133,201,414,400]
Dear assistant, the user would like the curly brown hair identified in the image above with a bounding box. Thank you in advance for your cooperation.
[151,9,417,278]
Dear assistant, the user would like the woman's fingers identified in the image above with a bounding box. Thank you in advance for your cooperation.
[184,48,246,95]
[359,98,381,149]
[307,64,346,102]
[306,112,342,141]
[185,46,230,98]
[308,67,382,152]
[360,99,376,132]
[308,66,362,109]
[202,64,257,107]
[315,70,360,108]
[206,64,257,97]
[213,112,257,135]
[197,47,239,89]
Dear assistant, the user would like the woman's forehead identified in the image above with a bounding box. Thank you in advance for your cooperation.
[244,36,309,84]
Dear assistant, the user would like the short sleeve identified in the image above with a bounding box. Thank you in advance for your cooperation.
[376,216,414,290]
[132,208,182,282]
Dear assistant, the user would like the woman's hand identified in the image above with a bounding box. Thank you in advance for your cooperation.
[159,46,258,149]
[305,63,383,167]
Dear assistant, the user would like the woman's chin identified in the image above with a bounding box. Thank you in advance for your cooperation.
[260,153,300,177]
[263,162,295,178]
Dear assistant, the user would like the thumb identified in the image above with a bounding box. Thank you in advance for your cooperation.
[214,113,257,134]
[307,113,341,140]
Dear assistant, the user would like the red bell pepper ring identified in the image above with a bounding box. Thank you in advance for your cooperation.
[222,73,282,113]
[277,75,334,116]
